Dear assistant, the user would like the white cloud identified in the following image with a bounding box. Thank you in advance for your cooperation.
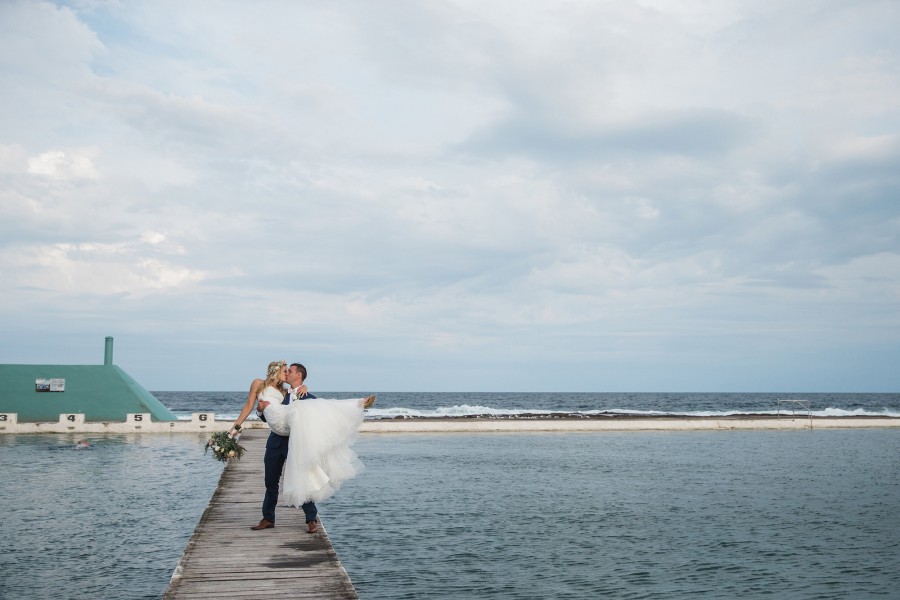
[822,133,899,163]
[27,148,100,180]
[0,144,29,173]
[0,0,898,391]
[1,240,206,296]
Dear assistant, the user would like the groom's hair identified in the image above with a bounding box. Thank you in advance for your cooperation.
[291,363,307,382]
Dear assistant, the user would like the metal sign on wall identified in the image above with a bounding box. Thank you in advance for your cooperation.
[35,378,66,392]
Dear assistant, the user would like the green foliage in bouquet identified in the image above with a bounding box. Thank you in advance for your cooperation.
[205,427,246,462]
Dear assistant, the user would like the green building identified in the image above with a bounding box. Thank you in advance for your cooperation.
[0,337,177,422]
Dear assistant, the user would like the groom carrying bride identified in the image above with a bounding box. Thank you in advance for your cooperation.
[253,362,318,532]
[231,361,375,534]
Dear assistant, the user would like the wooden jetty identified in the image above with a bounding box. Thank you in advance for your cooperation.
[165,430,358,599]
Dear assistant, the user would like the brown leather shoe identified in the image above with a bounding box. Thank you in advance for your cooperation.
[251,519,274,530]
[307,520,318,533]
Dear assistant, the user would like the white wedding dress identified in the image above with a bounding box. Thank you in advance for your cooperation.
[258,386,366,505]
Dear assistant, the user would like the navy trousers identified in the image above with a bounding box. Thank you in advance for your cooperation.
[262,435,317,524]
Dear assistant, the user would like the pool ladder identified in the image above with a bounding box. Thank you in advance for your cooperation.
[776,399,813,429]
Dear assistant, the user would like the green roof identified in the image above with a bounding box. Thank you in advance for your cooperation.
[0,364,177,422]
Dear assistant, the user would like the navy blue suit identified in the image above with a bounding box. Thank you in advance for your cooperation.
[261,391,318,524]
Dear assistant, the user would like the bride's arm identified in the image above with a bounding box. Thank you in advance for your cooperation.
[231,379,264,435]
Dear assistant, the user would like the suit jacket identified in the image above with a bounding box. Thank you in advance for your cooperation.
[263,388,316,450]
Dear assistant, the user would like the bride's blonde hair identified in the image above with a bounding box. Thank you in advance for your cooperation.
[264,360,287,395]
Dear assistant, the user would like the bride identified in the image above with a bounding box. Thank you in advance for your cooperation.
[232,361,375,507]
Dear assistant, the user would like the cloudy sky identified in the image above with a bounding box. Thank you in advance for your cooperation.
[1,0,898,392]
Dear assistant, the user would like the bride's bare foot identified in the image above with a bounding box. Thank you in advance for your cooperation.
[362,395,376,409]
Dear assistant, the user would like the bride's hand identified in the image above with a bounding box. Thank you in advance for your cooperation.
[298,384,308,398]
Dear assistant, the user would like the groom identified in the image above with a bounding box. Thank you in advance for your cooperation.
[251,362,320,534]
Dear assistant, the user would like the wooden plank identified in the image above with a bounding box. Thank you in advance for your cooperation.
[165,430,358,599]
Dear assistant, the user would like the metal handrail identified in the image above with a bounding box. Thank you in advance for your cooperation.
[776,399,813,429]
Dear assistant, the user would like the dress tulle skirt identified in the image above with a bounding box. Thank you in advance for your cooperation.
[263,397,366,504]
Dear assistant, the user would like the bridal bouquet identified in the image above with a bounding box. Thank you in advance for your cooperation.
[205,427,246,462]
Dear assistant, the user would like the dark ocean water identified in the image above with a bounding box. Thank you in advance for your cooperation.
[325,430,900,599]
[0,433,221,599]
[152,391,900,421]
[1,392,898,598]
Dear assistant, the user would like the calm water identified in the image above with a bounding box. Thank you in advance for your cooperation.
[0,434,221,599]
[324,430,900,599]
[1,424,898,598]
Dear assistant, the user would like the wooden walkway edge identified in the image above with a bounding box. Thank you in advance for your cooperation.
[165,430,359,599]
